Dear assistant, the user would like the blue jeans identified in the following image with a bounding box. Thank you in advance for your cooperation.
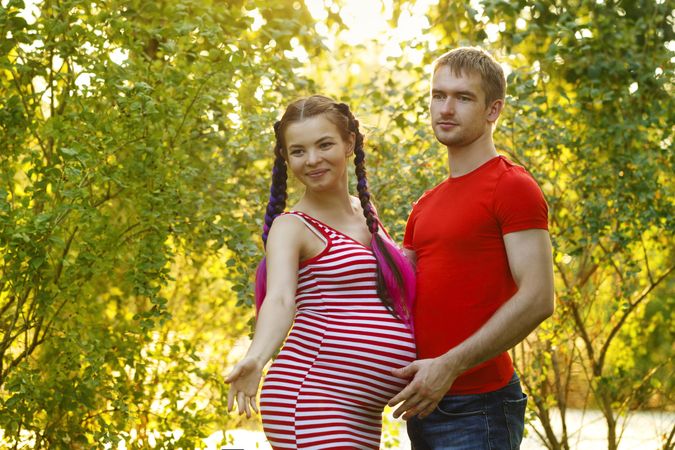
[407,372,527,450]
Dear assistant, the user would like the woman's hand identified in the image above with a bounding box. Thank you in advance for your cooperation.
[226,357,263,418]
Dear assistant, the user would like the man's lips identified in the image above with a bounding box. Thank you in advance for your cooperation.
[437,120,459,128]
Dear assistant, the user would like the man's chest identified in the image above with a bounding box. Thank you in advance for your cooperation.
[413,188,502,253]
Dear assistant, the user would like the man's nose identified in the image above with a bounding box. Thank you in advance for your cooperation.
[440,98,455,114]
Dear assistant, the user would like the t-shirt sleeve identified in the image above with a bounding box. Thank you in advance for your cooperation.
[403,203,419,250]
[494,167,549,235]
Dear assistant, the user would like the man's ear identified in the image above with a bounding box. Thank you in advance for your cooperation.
[487,99,504,123]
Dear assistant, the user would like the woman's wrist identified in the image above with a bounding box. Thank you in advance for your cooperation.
[244,353,267,370]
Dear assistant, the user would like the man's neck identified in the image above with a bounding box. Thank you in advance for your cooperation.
[447,136,499,178]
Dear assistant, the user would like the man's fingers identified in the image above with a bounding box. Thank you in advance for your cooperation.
[388,384,413,407]
[402,399,433,420]
[392,394,420,419]
[393,402,413,419]
[393,393,440,420]
[388,394,402,407]
[418,403,437,419]
[392,362,416,379]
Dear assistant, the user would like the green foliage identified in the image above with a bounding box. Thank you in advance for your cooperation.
[0,0,324,446]
[478,1,674,448]
[1,0,672,448]
[300,2,673,449]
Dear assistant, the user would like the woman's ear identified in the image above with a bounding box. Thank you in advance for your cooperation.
[346,131,356,157]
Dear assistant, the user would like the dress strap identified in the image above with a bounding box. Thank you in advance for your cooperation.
[282,211,330,244]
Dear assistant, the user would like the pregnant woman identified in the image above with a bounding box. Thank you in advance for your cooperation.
[226,95,416,449]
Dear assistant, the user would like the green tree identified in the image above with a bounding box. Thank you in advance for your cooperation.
[0,0,326,446]
[301,1,674,448]
[1,0,673,448]
[480,1,674,449]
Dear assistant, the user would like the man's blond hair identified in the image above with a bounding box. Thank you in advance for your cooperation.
[433,47,506,106]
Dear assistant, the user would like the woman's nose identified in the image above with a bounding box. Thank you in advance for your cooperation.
[306,149,321,165]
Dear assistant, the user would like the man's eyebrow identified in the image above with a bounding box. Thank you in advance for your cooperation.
[431,88,478,98]
[456,90,477,97]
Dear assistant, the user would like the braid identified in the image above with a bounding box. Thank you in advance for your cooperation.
[334,102,416,322]
[257,96,415,330]
[255,121,288,313]
[261,122,288,246]
[335,103,376,233]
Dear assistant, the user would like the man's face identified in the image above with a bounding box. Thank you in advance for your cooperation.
[429,66,496,148]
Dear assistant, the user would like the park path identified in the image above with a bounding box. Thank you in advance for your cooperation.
[220,409,674,450]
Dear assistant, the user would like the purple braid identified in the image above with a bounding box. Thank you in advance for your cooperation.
[255,121,288,312]
[335,103,415,326]
[335,103,375,233]
[256,96,415,329]
[261,121,288,246]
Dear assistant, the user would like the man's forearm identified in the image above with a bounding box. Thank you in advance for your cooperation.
[439,289,554,376]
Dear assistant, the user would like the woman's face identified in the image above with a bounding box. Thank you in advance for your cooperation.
[283,114,355,192]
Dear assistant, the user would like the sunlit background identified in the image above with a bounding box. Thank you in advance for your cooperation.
[2,0,673,448]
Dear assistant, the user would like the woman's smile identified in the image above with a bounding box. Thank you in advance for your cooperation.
[306,169,329,178]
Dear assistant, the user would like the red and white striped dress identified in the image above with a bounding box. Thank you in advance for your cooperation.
[259,211,416,449]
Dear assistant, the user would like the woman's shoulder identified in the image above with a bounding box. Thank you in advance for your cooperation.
[265,213,313,257]
[268,212,308,237]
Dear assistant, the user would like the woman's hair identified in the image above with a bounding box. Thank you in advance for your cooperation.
[254,95,415,326]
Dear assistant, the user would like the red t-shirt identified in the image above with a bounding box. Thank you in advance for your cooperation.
[403,155,548,395]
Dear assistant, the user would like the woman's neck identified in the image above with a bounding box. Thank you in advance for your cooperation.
[296,188,356,218]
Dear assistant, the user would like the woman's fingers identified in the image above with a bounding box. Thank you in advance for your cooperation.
[225,361,261,417]
[237,391,247,416]
[249,395,258,414]
[225,365,241,383]
[243,394,252,418]
[227,387,236,411]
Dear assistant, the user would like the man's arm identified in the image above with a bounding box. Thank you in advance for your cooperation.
[403,248,417,267]
[389,228,554,420]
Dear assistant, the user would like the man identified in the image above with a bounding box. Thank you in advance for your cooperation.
[389,47,555,449]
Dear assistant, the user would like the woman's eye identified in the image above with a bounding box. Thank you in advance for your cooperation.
[320,142,334,149]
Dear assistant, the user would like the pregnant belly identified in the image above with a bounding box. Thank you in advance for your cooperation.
[266,311,416,408]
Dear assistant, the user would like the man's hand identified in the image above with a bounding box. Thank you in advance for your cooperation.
[388,357,459,420]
